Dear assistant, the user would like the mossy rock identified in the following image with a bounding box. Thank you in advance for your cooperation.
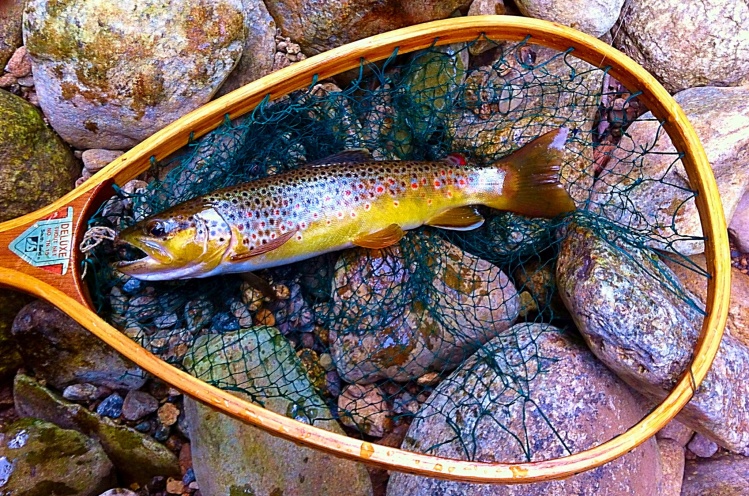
[0,89,79,222]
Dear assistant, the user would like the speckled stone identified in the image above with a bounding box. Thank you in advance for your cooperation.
[330,233,519,384]
[592,86,749,256]
[24,0,246,149]
[387,324,662,495]
[614,0,749,93]
[557,224,749,455]
[664,253,749,347]
[0,89,79,222]
[264,0,466,56]
[682,454,749,496]
[515,0,625,37]
[657,438,685,496]
[182,325,373,496]
[0,0,24,69]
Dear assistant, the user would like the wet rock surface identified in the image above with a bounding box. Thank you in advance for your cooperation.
[11,300,147,390]
[0,417,115,496]
[388,324,662,495]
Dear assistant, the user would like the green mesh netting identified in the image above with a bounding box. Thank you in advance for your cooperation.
[83,36,707,463]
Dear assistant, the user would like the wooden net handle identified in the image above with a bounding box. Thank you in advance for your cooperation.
[0,15,729,482]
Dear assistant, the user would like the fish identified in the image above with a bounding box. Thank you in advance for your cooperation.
[115,128,575,280]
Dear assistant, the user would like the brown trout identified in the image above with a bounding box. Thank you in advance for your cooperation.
[115,128,575,280]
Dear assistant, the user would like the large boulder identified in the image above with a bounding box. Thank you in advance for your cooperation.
[557,224,749,455]
[515,0,625,37]
[0,0,24,69]
[264,0,467,56]
[387,324,662,495]
[614,0,749,93]
[23,0,247,149]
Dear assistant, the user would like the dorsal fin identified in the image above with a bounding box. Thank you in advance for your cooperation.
[306,149,374,166]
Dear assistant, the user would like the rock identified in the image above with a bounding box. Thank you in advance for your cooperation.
[182,325,372,496]
[0,89,79,222]
[0,417,115,496]
[446,45,602,205]
[387,324,662,495]
[515,0,625,37]
[593,86,749,255]
[330,233,519,384]
[157,402,180,427]
[614,0,749,93]
[466,0,507,55]
[98,490,138,496]
[62,383,100,402]
[11,300,147,390]
[682,454,749,495]
[4,46,31,78]
[729,191,749,253]
[14,373,180,486]
[81,149,124,174]
[216,0,277,96]
[557,224,749,455]
[24,0,246,149]
[121,390,159,422]
[0,291,30,379]
[657,438,685,496]
[265,0,467,56]
[663,253,749,347]
[0,0,24,69]
[96,393,124,419]
[687,433,719,458]
[338,383,392,437]
[657,419,694,447]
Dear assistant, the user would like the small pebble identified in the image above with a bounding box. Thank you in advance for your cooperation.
[97,489,138,496]
[158,402,180,427]
[154,312,179,329]
[254,308,275,326]
[182,467,196,485]
[96,393,124,418]
[62,383,99,402]
[16,75,34,87]
[154,424,171,442]
[300,331,315,349]
[81,149,124,173]
[122,277,144,295]
[0,73,17,87]
[134,420,152,433]
[211,312,239,332]
[166,477,184,494]
[416,371,441,386]
[122,390,159,422]
[318,353,334,371]
[338,384,392,437]
[230,301,253,327]
[5,46,32,78]
[687,432,719,458]
[325,370,342,398]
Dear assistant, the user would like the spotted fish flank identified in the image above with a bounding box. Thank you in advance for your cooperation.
[115,128,576,280]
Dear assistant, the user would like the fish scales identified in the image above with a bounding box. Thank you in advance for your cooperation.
[115,128,576,280]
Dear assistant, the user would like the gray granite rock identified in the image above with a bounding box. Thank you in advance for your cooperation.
[0,417,115,496]
[615,0,749,93]
[515,0,625,37]
[24,0,246,149]
[681,454,749,496]
[592,86,749,256]
[557,224,749,455]
[387,324,662,495]
[182,325,372,496]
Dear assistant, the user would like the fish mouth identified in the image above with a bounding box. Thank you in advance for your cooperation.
[113,234,175,276]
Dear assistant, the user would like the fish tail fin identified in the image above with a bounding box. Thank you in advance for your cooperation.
[488,128,576,218]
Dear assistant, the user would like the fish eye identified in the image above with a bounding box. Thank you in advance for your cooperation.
[145,220,170,238]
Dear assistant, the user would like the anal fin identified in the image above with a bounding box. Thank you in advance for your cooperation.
[230,230,296,261]
[425,206,485,231]
[353,224,405,249]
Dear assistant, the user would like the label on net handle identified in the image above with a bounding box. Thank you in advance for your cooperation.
[9,207,74,276]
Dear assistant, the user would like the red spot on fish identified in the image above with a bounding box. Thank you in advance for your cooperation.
[297,234,302,240]
[446,153,467,166]
[411,183,419,190]
[295,203,301,210]
[271,233,276,239]
[393,201,399,207]
[433,179,441,188]
[280,225,286,232]
[275,209,281,215]
[247,211,252,218]
[350,212,356,218]
[238,224,244,231]
[337,211,344,219]
[252,234,257,239]
[458,178,466,186]
[312,212,318,219]
[345,190,351,196]
[440,169,446,176]
[422,178,428,185]
[428,199,433,205]
[376,186,384,194]
[364,203,371,210]
[260,221,266,227]
[326,220,332,225]
[358,183,365,189]
[300,221,307,228]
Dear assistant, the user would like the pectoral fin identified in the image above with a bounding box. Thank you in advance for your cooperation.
[352,224,405,249]
[230,230,296,261]
[425,206,485,231]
